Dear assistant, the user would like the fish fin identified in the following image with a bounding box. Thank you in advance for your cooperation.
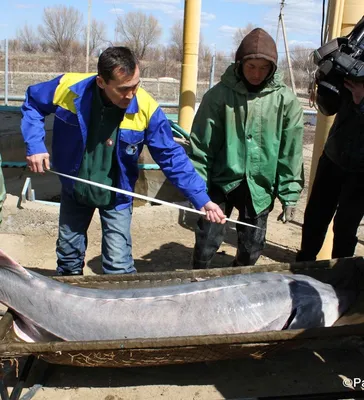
[282,308,297,330]
[0,249,32,277]
[13,315,63,343]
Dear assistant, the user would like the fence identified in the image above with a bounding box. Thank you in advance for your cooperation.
[0,41,316,123]
[0,41,231,105]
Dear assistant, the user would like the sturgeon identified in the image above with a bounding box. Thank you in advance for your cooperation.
[0,249,355,343]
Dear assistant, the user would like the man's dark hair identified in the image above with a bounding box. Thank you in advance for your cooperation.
[97,47,139,83]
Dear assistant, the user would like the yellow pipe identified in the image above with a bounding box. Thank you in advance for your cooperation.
[178,0,201,133]
[341,0,363,35]
[330,0,344,38]
[309,0,364,260]
[308,0,343,200]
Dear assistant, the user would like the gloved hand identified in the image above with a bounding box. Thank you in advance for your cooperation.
[277,206,296,224]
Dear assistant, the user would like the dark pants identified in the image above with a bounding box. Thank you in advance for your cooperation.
[297,153,364,261]
[192,181,270,269]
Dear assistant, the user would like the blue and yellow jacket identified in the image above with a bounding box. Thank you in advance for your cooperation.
[21,73,210,210]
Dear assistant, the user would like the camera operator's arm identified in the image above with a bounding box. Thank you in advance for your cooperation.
[344,79,364,111]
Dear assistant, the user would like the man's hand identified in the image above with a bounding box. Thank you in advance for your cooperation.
[277,206,296,224]
[344,79,364,105]
[26,153,50,173]
[200,201,226,224]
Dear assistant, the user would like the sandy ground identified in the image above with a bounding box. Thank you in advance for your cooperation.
[1,135,364,399]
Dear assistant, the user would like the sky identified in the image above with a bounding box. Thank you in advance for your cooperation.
[0,0,325,58]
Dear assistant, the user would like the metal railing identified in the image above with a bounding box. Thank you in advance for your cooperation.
[0,96,317,117]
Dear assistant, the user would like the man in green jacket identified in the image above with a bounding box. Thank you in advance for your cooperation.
[0,154,6,225]
[189,28,304,268]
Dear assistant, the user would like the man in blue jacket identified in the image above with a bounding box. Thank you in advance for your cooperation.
[21,46,225,276]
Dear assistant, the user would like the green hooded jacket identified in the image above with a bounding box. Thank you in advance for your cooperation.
[189,64,304,214]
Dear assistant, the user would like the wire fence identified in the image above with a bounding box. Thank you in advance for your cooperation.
[0,48,229,102]
[0,49,313,110]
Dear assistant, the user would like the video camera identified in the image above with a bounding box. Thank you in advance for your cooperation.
[313,15,364,100]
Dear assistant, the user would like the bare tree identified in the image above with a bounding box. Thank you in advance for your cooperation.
[39,40,50,53]
[56,40,84,72]
[279,46,316,89]
[288,45,315,90]
[8,39,21,53]
[116,11,162,59]
[38,5,83,53]
[290,46,315,72]
[199,41,212,62]
[198,36,213,81]
[214,51,232,80]
[16,24,39,53]
[170,20,184,62]
[233,23,255,48]
[159,45,177,77]
[83,19,107,56]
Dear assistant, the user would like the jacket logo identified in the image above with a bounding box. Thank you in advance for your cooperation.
[126,144,138,155]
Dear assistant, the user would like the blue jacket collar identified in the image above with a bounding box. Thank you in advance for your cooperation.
[125,94,139,114]
[69,74,97,98]
[69,74,139,115]
[68,75,96,147]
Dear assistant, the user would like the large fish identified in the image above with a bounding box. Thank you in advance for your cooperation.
[0,249,355,343]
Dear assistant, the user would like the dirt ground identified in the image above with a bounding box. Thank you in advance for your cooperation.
[1,130,364,399]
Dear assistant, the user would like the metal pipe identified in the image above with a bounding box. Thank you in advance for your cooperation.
[0,100,318,120]
[209,53,216,89]
[308,0,364,260]
[85,0,92,73]
[178,0,201,133]
[276,16,281,45]
[2,161,162,170]
[0,95,26,102]
[32,200,60,206]
[0,96,181,107]
[4,38,9,106]
[280,13,297,94]
[330,0,344,38]
[341,0,362,36]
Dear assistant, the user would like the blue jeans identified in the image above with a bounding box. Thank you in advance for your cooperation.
[56,191,136,274]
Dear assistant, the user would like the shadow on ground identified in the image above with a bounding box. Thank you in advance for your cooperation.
[87,237,297,274]
[4,346,364,399]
